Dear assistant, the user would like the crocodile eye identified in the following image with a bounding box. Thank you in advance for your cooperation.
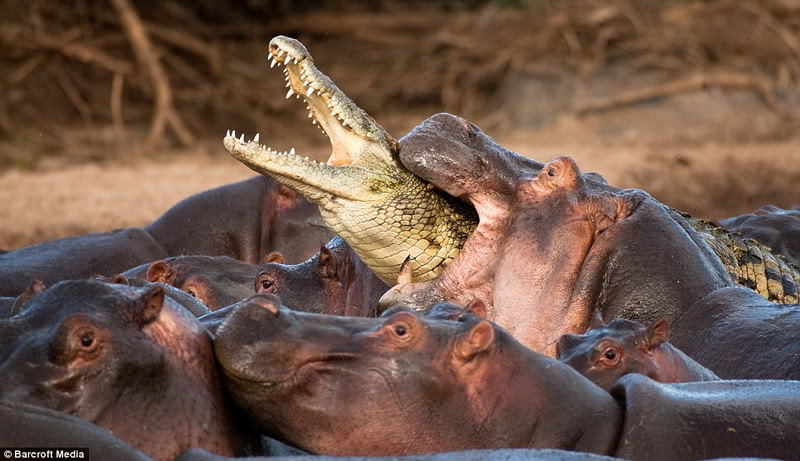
[547,167,556,177]
[394,325,407,336]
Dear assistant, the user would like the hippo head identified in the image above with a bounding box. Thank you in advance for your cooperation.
[0,279,253,459]
[214,295,503,455]
[556,318,670,390]
[255,237,354,315]
[399,113,542,202]
[255,237,386,317]
[0,281,174,408]
[142,255,259,310]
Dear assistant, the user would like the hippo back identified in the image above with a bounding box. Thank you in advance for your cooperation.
[612,374,800,461]
[669,286,800,380]
[0,228,166,297]
[0,400,152,460]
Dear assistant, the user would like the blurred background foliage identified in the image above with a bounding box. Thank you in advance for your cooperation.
[1,0,799,248]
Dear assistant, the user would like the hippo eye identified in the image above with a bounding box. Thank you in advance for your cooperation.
[394,325,407,336]
[261,280,273,290]
[186,288,197,298]
[80,334,94,348]
[604,349,616,360]
[75,330,97,352]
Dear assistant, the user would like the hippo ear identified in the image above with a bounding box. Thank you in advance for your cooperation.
[646,319,670,348]
[464,298,486,318]
[318,246,336,279]
[135,285,164,326]
[262,251,285,264]
[10,280,46,316]
[455,320,495,362]
[109,273,130,285]
[146,260,175,284]
[397,256,413,285]
[555,333,583,358]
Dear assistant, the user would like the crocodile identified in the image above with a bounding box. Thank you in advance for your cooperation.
[224,36,476,285]
[224,36,799,305]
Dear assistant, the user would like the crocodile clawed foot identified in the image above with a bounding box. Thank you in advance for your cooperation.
[378,256,447,313]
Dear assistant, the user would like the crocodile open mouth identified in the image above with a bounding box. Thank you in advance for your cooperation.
[223,35,396,169]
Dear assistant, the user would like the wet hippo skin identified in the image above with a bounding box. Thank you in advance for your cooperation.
[387,124,731,355]
[0,400,152,461]
[612,374,800,461]
[669,286,800,379]
[123,255,262,311]
[0,279,262,461]
[0,176,331,297]
[213,296,622,456]
[256,236,387,316]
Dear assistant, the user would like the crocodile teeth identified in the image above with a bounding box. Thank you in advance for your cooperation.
[312,120,317,125]
[277,50,285,57]
[306,87,315,97]
[270,58,277,68]
[239,133,245,143]
[289,147,296,156]
[286,88,294,99]
[253,133,260,143]
[226,129,231,137]
[231,130,236,139]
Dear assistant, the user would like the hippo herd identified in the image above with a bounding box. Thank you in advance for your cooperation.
[3,36,800,461]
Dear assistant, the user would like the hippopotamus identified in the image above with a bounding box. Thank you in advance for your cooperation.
[123,255,262,311]
[0,279,261,460]
[384,117,732,354]
[556,319,718,390]
[721,204,800,266]
[0,400,152,460]
[610,374,800,461]
[176,448,619,461]
[214,298,800,460]
[214,296,621,456]
[0,176,332,297]
[255,237,387,316]
[0,279,46,319]
[668,286,800,380]
[96,274,211,317]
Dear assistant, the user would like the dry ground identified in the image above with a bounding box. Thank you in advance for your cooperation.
[3,119,799,251]
[3,2,800,251]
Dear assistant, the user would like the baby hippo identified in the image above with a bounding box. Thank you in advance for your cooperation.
[255,237,387,316]
[0,280,261,460]
[557,319,718,390]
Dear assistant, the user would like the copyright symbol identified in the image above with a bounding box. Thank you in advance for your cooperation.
[3,450,11,459]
